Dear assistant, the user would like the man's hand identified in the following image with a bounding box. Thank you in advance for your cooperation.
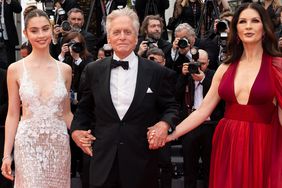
[182,63,189,75]
[138,41,149,56]
[191,69,205,81]
[71,130,96,156]
[147,121,170,150]
[172,37,180,51]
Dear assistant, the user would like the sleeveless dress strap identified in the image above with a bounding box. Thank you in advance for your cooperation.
[55,61,64,82]
[21,58,29,80]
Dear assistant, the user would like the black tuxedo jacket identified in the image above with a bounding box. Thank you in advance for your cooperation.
[3,0,21,46]
[71,56,179,187]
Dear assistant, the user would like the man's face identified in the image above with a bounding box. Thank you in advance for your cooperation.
[68,12,84,29]
[198,52,209,72]
[107,16,138,59]
[147,54,165,66]
[146,19,162,40]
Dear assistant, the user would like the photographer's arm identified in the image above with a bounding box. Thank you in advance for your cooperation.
[167,63,229,141]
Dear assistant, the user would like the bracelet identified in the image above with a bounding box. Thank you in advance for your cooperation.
[2,155,12,162]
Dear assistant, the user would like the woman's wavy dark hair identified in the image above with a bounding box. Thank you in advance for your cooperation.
[225,3,281,64]
[62,32,91,60]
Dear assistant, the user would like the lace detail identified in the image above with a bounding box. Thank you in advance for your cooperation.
[14,61,71,188]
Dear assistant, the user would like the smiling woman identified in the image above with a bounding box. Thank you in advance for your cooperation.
[1,9,73,188]
[166,3,282,188]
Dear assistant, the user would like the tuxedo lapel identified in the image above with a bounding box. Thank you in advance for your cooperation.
[99,58,120,120]
[123,57,152,120]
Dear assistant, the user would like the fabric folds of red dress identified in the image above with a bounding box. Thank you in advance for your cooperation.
[268,56,282,188]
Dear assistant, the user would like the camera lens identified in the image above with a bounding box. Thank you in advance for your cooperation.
[178,38,189,49]
[61,21,72,32]
[216,20,228,33]
[68,41,84,53]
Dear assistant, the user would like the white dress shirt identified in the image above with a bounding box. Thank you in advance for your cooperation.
[110,51,138,120]
[194,78,210,120]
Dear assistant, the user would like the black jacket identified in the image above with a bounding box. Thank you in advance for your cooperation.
[71,56,179,188]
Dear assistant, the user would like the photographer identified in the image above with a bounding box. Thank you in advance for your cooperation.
[175,49,224,188]
[200,10,233,70]
[52,8,98,59]
[167,23,196,74]
[0,0,21,68]
[136,15,172,60]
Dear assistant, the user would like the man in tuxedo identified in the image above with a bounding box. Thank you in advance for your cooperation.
[71,7,179,188]
[175,49,224,188]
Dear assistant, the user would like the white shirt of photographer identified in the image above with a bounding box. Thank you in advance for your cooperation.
[194,80,210,120]
[110,51,138,120]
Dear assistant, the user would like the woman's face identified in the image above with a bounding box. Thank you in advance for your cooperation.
[24,16,52,50]
[236,8,264,45]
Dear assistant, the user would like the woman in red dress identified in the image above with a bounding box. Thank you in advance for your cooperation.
[162,3,282,188]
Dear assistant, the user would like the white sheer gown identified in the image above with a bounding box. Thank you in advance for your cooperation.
[14,61,71,188]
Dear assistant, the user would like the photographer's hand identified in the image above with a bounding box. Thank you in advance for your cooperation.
[53,25,62,43]
[172,37,180,51]
[182,63,189,75]
[137,41,148,56]
[191,69,205,81]
[59,43,69,58]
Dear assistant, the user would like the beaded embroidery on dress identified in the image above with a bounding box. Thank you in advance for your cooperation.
[14,60,71,188]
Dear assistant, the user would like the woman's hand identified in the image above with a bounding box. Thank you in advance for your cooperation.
[1,156,14,181]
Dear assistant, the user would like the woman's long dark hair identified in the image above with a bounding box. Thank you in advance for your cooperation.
[62,32,91,61]
[225,3,281,64]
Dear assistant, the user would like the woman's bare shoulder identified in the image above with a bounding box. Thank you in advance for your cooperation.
[213,63,230,80]
[7,59,24,76]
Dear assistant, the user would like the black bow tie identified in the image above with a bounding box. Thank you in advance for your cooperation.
[111,59,129,70]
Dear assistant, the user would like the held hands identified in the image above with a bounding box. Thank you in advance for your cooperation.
[1,156,14,181]
[147,121,170,150]
[71,130,96,156]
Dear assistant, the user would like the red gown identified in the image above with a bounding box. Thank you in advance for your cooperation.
[209,53,282,188]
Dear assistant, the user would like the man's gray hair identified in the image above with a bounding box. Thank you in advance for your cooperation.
[106,7,140,36]
[174,23,196,38]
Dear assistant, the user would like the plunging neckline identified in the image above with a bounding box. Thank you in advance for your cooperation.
[21,60,62,105]
[232,55,263,106]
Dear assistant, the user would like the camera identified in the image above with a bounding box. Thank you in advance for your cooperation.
[216,20,229,33]
[145,37,157,49]
[103,44,113,57]
[67,41,84,53]
[218,32,228,63]
[61,20,72,32]
[178,38,190,49]
[188,48,201,74]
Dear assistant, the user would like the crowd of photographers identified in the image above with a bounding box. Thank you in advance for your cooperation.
[0,0,282,188]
